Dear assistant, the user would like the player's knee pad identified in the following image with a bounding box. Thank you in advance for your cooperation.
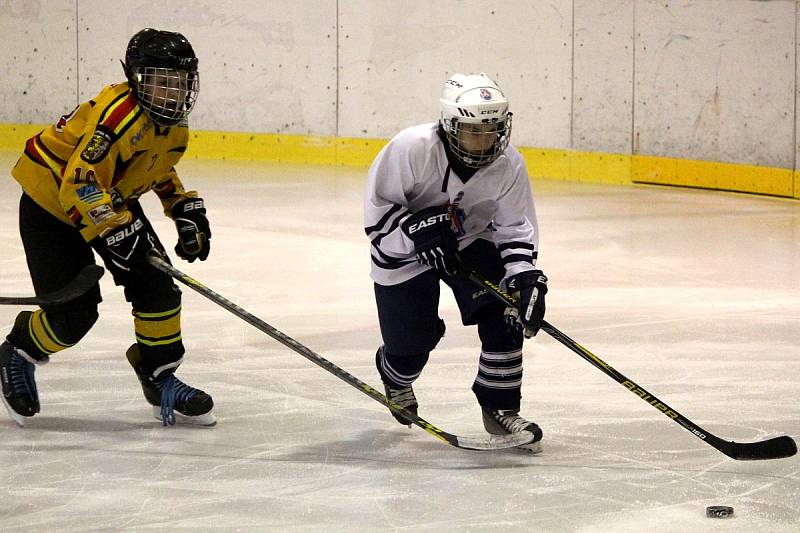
[376,346,430,388]
[44,306,99,345]
[125,274,182,310]
[7,306,98,358]
[384,317,446,355]
[475,303,523,352]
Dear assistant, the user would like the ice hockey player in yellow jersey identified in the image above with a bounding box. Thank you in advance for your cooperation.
[1,28,215,428]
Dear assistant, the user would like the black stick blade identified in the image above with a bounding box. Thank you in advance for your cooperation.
[718,435,797,461]
[0,265,104,306]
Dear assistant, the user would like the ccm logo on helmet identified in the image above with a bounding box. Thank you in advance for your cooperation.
[105,218,144,245]
[407,213,450,234]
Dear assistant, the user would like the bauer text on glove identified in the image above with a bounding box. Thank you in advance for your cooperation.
[171,197,211,262]
[92,216,158,274]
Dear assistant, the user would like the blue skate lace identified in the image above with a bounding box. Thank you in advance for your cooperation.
[9,351,38,400]
[157,374,198,427]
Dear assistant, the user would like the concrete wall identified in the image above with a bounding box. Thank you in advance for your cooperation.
[0,0,798,175]
[634,1,795,168]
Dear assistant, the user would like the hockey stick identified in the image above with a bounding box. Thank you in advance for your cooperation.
[460,263,797,461]
[147,255,534,451]
[0,265,105,306]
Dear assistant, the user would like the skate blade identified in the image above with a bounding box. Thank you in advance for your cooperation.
[516,441,543,454]
[2,396,29,427]
[151,406,217,427]
[486,428,543,454]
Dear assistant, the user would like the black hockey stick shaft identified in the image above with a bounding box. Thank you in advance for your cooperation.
[147,256,533,451]
[461,264,796,460]
[0,265,105,306]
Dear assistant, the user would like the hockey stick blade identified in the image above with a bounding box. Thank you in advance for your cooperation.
[148,256,534,452]
[0,265,104,306]
[460,263,797,461]
[710,434,797,461]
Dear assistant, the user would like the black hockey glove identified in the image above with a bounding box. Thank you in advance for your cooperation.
[92,216,159,274]
[171,197,211,262]
[504,270,548,338]
[401,205,459,276]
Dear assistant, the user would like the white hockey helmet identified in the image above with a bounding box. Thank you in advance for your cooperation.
[439,73,512,168]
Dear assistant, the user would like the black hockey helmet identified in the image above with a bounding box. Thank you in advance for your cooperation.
[122,28,199,126]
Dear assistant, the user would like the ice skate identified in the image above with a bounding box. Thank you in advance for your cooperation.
[1,341,48,427]
[126,345,216,427]
[482,407,543,453]
[384,383,418,427]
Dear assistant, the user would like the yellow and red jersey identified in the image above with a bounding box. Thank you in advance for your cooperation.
[12,82,196,242]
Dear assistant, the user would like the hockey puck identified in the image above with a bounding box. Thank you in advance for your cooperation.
[706,505,734,518]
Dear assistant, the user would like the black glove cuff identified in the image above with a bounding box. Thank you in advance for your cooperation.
[507,269,547,292]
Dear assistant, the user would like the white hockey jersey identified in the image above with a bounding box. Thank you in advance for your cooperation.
[364,122,540,286]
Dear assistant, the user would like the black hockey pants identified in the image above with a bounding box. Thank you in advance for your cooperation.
[8,193,184,377]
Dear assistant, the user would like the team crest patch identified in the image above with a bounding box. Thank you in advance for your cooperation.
[480,88,492,100]
[81,129,113,163]
[448,191,467,237]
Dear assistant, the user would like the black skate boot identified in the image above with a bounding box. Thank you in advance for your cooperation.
[126,345,215,427]
[384,384,418,427]
[482,407,543,453]
[1,340,49,427]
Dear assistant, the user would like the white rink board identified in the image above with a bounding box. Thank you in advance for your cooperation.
[633,0,795,166]
[337,1,573,147]
[76,0,338,135]
[2,1,800,168]
[0,1,77,124]
[573,0,634,154]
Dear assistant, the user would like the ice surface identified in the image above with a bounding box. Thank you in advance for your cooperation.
[1,155,798,532]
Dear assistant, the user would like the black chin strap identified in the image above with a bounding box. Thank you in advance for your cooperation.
[441,164,451,193]
[437,124,479,183]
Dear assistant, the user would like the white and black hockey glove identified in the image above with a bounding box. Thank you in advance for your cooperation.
[401,205,459,276]
[171,197,211,263]
[504,270,548,338]
[92,216,159,274]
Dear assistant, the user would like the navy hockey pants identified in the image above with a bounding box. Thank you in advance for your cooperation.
[374,238,525,410]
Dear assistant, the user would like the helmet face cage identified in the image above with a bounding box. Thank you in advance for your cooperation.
[441,114,512,169]
[133,66,198,126]
[123,29,199,126]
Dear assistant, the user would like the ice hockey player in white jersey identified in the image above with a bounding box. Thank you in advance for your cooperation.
[364,73,548,452]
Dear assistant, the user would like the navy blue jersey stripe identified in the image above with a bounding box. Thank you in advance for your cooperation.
[370,213,405,248]
[364,203,405,235]
[371,255,414,269]
[501,253,535,265]
[497,241,535,253]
